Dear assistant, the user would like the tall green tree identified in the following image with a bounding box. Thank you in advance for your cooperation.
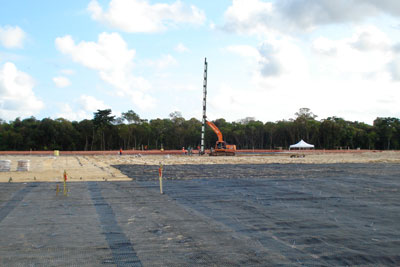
[122,110,140,149]
[374,117,399,149]
[74,119,94,151]
[93,109,115,150]
[293,108,319,142]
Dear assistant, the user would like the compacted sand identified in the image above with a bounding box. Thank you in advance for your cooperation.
[1,151,400,183]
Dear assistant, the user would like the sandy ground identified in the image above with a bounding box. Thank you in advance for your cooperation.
[1,151,399,182]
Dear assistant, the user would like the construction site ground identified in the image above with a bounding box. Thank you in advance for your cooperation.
[0,152,400,266]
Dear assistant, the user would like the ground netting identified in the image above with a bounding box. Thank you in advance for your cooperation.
[0,163,399,266]
[116,163,400,266]
[114,162,399,181]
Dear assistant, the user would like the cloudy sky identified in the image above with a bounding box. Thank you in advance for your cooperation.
[1,0,400,124]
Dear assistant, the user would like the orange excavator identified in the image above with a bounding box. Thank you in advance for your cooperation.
[206,120,236,156]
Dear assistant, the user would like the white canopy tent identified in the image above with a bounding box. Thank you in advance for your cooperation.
[289,139,314,150]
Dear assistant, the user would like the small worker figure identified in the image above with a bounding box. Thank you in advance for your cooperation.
[182,147,186,155]
[119,148,122,155]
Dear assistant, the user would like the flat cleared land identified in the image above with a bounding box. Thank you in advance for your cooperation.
[0,152,400,266]
[1,151,400,182]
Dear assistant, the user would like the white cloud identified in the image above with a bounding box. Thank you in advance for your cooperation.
[175,43,189,53]
[229,26,395,80]
[277,0,389,29]
[220,25,400,124]
[145,54,177,69]
[209,22,216,30]
[88,0,205,33]
[61,69,75,75]
[227,45,260,59]
[312,37,338,56]
[223,0,400,34]
[0,62,43,120]
[56,95,111,121]
[393,43,400,53]
[223,0,274,35]
[228,38,308,79]
[78,94,110,111]
[258,42,285,77]
[209,73,400,124]
[55,33,134,70]
[351,25,391,51]
[0,25,26,49]
[311,26,393,77]
[222,39,310,120]
[389,57,400,80]
[166,83,197,92]
[53,76,71,88]
[56,103,88,121]
[55,32,155,109]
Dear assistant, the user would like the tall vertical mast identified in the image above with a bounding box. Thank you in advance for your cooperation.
[201,58,207,155]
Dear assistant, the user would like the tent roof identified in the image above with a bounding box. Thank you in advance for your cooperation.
[289,139,314,149]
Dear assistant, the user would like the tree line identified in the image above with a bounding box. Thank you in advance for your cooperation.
[0,108,399,151]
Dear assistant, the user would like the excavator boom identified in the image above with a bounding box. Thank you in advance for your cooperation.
[206,121,223,142]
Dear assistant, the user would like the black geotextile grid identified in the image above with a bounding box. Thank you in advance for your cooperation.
[87,182,142,267]
[0,246,115,266]
[116,163,400,266]
[0,184,37,223]
[1,163,400,266]
[114,162,400,181]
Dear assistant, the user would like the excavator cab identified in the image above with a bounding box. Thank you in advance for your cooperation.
[217,141,226,149]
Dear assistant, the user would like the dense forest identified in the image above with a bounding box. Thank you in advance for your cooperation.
[0,108,399,151]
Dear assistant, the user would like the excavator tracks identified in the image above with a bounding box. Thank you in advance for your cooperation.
[209,151,236,156]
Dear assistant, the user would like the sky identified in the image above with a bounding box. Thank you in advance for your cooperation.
[0,0,400,125]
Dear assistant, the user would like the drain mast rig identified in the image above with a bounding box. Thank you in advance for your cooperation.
[200,58,236,156]
[200,58,207,155]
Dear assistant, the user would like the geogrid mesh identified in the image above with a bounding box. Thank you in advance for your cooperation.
[1,163,400,266]
[88,182,142,267]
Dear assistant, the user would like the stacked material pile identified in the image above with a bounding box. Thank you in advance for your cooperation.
[17,160,30,171]
[0,160,11,172]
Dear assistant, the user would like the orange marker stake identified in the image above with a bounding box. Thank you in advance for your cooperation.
[158,163,163,194]
[63,170,68,196]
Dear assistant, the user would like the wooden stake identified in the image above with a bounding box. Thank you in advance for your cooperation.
[63,170,68,196]
[63,181,68,196]
[159,162,163,194]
